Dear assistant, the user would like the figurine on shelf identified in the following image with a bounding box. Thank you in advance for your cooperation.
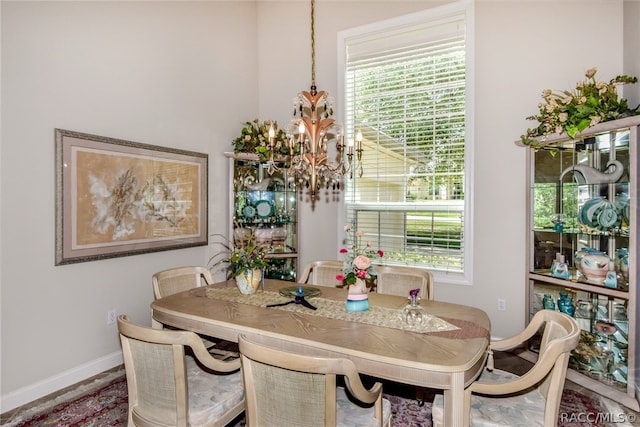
[550,253,570,279]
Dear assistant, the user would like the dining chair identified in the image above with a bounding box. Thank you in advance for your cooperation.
[373,265,435,405]
[117,314,245,427]
[431,309,580,427]
[152,266,238,360]
[299,260,345,287]
[374,265,434,300]
[237,334,392,427]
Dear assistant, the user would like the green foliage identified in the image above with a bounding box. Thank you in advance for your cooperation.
[232,119,290,159]
[209,232,268,279]
[521,68,639,148]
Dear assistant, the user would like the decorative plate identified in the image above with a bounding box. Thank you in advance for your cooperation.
[255,200,274,219]
[579,197,606,227]
[279,286,322,298]
[242,205,256,220]
[595,201,619,229]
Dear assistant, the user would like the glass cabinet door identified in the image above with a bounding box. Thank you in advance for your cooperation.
[229,155,298,281]
[523,116,639,410]
[531,127,630,289]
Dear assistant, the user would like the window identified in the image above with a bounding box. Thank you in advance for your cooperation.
[338,2,473,284]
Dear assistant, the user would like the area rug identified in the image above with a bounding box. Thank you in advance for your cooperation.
[2,370,634,427]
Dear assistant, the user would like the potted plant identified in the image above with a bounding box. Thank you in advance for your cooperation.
[209,230,269,294]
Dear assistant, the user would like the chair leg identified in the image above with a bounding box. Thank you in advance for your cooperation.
[416,387,425,406]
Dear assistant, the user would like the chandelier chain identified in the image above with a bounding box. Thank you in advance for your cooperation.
[310,0,316,85]
[265,0,362,201]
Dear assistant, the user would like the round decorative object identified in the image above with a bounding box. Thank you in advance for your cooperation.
[577,249,609,283]
[594,321,617,335]
[255,200,274,219]
[279,286,322,298]
[595,201,619,229]
[579,197,606,227]
[242,205,256,220]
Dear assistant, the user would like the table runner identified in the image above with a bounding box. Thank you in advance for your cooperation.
[205,287,460,334]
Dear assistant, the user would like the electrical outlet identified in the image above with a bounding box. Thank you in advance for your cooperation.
[497,298,506,311]
[107,309,117,325]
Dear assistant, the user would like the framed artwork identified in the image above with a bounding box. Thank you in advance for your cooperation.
[55,129,208,265]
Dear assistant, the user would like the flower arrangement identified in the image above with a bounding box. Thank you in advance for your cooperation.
[520,67,639,148]
[336,225,384,286]
[208,231,269,279]
[232,118,290,160]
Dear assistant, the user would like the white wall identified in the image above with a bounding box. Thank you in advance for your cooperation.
[0,0,258,410]
[1,0,637,412]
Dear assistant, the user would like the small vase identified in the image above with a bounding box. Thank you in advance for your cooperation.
[235,269,262,295]
[346,278,369,312]
[402,294,427,327]
[542,294,555,310]
[557,292,575,316]
[550,253,570,279]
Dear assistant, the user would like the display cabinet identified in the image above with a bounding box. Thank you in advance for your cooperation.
[519,116,639,410]
[225,152,298,281]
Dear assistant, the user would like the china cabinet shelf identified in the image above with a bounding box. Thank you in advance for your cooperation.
[225,152,298,282]
[520,116,639,411]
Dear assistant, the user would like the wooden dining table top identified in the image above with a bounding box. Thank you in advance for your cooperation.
[151,279,490,391]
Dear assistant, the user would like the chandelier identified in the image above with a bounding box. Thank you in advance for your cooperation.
[266,0,363,200]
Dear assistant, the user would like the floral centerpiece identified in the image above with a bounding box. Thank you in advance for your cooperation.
[520,67,639,148]
[336,225,384,289]
[232,118,290,160]
[208,231,269,294]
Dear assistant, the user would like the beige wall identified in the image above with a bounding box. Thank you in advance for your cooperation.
[1,0,637,411]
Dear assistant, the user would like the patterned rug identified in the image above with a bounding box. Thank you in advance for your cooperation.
[1,369,632,427]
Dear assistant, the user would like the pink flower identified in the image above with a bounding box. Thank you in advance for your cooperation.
[339,248,348,254]
[353,255,371,270]
[378,250,384,257]
[336,274,345,281]
[356,269,368,278]
[355,230,365,237]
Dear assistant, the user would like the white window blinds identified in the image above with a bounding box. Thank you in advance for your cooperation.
[342,9,467,274]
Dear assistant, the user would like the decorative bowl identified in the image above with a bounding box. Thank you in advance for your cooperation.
[577,248,609,283]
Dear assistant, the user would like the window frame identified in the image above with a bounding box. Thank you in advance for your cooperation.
[337,0,474,286]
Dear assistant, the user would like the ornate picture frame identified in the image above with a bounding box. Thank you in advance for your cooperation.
[55,129,208,265]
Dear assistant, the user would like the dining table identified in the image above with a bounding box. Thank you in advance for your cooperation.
[151,279,491,427]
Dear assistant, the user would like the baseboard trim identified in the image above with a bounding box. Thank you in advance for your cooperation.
[0,351,123,413]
